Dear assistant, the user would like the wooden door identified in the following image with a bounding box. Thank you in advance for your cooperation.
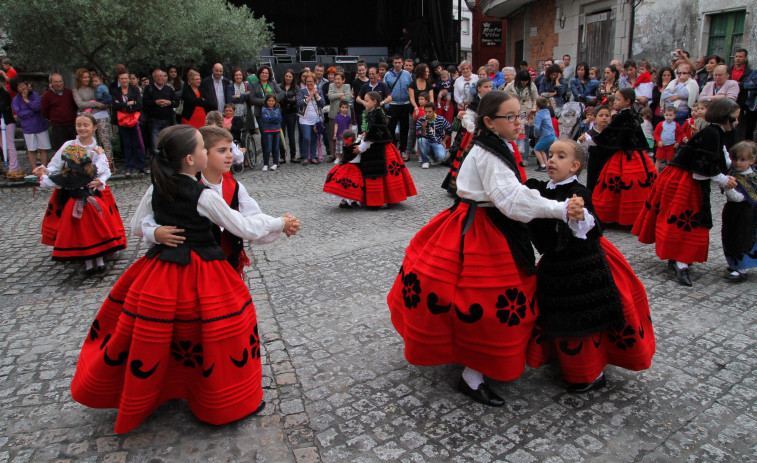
[577,9,615,68]
[707,11,746,67]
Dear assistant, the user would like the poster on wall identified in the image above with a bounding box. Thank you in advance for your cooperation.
[482,21,503,47]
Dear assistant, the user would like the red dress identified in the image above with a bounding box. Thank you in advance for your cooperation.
[71,177,263,433]
[182,89,207,129]
[323,142,365,202]
[42,187,125,249]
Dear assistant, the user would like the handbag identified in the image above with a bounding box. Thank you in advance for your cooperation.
[117,111,140,127]
[175,100,184,117]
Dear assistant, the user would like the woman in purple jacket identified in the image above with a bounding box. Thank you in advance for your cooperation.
[10,79,51,174]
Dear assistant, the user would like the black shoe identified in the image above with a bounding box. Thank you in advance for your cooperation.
[85,267,98,277]
[724,271,747,283]
[338,201,350,209]
[96,265,106,274]
[674,266,693,287]
[567,373,607,393]
[667,260,676,270]
[252,400,266,415]
[457,379,505,407]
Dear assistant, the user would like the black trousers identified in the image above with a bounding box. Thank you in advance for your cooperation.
[386,103,412,152]
[48,124,77,154]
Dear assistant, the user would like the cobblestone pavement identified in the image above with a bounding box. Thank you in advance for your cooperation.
[1,157,756,463]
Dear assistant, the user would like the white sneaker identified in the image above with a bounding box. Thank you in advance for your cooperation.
[262,165,268,171]
[271,165,277,171]
[422,162,430,169]
[334,158,340,165]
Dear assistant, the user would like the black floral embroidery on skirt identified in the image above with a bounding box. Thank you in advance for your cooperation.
[495,289,528,326]
[607,325,637,350]
[171,340,204,368]
[667,210,700,232]
[402,272,422,309]
[387,160,404,176]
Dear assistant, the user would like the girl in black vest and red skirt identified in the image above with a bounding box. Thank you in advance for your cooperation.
[70,125,300,433]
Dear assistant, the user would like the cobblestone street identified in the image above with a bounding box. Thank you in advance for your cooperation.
[1,159,756,462]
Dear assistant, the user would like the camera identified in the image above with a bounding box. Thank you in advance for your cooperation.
[670,51,679,59]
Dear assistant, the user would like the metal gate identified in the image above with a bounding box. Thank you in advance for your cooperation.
[577,9,615,68]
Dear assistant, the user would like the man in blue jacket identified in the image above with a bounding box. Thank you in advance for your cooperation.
[383,56,413,158]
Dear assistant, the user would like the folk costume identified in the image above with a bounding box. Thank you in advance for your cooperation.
[387,129,571,384]
[722,167,757,274]
[357,108,417,207]
[323,136,365,203]
[38,145,125,262]
[41,138,126,251]
[588,108,657,226]
[524,176,655,384]
[71,174,285,433]
[632,124,731,265]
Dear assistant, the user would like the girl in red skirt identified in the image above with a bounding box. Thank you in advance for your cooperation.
[525,139,655,392]
[70,125,301,433]
[387,91,584,407]
[35,144,125,274]
[588,88,656,226]
[633,99,740,286]
[356,92,417,208]
[323,129,365,208]
[34,113,126,274]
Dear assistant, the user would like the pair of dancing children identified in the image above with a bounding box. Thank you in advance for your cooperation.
[633,98,756,285]
[69,124,301,433]
[388,90,655,406]
[34,113,126,275]
[323,91,417,208]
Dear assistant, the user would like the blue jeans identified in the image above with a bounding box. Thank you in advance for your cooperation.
[119,125,145,170]
[282,113,298,159]
[262,131,280,166]
[417,138,446,163]
[299,123,317,160]
[150,118,173,156]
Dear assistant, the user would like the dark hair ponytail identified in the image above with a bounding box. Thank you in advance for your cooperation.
[151,124,200,202]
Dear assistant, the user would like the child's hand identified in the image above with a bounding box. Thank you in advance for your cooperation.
[567,195,585,221]
[724,176,738,190]
[674,142,679,148]
[239,148,246,154]
[32,165,48,177]
[353,145,360,154]
[88,179,103,189]
[657,141,663,147]
[95,146,105,156]
[282,214,301,236]
[155,226,185,247]
[578,134,586,143]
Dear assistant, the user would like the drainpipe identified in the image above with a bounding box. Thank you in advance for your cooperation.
[628,0,636,60]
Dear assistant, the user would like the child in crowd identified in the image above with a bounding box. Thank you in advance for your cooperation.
[579,105,612,153]
[35,144,124,274]
[206,111,245,166]
[417,102,453,168]
[633,99,740,287]
[435,71,455,125]
[260,93,282,171]
[639,107,655,153]
[525,139,655,392]
[653,107,682,172]
[142,125,292,275]
[90,74,113,106]
[721,141,757,282]
[70,124,301,434]
[532,97,556,172]
[576,107,596,139]
[387,91,585,407]
[332,101,352,164]
[588,88,656,226]
[34,113,126,263]
[412,92,429,126]
[324,129,364,208]
[680,101,709,144]
[356,91,416,208]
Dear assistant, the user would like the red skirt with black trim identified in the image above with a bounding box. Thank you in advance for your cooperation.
[592,150,656,225]
[526,238,656,383]
[323,163,365,202]
[632,165,710,263]
[443,131,473,190]
[387,202,539,381]
[50,196,125,261]
[70,252,263,434]
[41,186,126,250]
[364,143,417,207]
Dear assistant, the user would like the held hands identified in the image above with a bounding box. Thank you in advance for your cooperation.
[567,194,585,222]
[724,176,738,190]
[88,179,103,189]
[578,134,587,143]
[155,226,186,247]
[282,214,301,237]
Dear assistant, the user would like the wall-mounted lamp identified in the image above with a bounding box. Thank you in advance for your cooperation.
[557,7,566,29]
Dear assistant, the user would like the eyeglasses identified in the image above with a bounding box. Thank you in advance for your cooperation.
[678,71,690,75]
[490,112,527,123]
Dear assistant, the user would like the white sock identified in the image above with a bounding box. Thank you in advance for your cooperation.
[595,371,604,381]
[96,256,104,266]
[84,259,94,270]
[462,367,484,389]
[676,261,688,270]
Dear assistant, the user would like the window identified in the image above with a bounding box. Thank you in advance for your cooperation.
[707,11,746,66]
[462,18,470,35]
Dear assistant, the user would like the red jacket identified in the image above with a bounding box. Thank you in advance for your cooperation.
[653,121,682,146]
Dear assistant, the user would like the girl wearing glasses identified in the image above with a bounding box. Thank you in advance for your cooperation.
[388,90,585,407]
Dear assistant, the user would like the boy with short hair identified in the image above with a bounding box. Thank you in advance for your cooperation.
[416,102,452,168]
[654,106,682,172]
